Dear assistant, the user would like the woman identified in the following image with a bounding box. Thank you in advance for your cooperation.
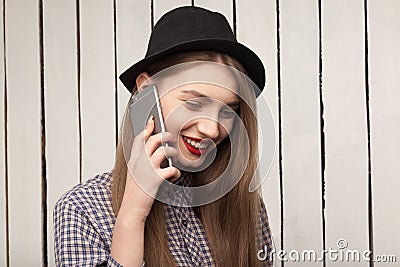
[54,6,273,267]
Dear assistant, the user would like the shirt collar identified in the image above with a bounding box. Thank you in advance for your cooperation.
[172,172,193,187]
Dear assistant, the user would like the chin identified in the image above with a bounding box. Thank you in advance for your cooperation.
[175,148,218,172]
[179,155,203,167]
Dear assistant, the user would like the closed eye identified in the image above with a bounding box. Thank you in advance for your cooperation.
[220,108,236,118]
[184,101,202,110]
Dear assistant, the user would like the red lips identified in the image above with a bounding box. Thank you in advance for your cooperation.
[182,135,210,155]
[184,135,203,142]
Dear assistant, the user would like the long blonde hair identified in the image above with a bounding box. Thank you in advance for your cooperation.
[112,51,268,266]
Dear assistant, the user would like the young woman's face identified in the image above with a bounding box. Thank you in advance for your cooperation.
[136,62,240,169]
[159,82,239,169]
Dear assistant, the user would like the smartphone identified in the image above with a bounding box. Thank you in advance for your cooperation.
[129,84,173,168]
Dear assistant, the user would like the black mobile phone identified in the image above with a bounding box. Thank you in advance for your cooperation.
[129,84,173,168]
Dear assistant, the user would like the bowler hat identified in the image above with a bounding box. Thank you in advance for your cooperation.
[119,6,265,97]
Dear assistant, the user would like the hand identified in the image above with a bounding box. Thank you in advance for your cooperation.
[117,116,181,223]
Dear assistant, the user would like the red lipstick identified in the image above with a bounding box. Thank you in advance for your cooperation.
[182,135,209,155]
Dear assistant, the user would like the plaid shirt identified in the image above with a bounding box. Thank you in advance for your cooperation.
[53,171,273,266]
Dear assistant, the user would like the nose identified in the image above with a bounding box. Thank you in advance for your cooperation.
[197,117,220,140]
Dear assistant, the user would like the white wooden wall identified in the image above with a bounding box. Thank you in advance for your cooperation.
[1,0,399,266]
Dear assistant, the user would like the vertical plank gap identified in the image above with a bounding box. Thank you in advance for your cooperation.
[150,0,154,30]
[191,0,195,7]
[113,0,118,148]
[275,1,284,266]
[2,0,9,265]
[317,1,326,266]
[232,0,236,37]
[38,0,48,266]
[363,0,374,266]
[76,0,82,183]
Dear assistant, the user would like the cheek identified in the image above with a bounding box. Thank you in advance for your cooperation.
[220,119,236,137]
[161,103,191,133]
[164,115,188,134]
[160,98,180,127]
[159,98,172,120]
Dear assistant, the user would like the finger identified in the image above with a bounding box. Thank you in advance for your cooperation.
[143,115,155,142]
[132,115,154,153]
[150,146,178,167]
[158,166,181,180]
[130,116,154,159]
[145,132,177,156]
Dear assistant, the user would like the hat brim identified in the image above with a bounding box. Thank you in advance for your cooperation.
[119,39,265,96]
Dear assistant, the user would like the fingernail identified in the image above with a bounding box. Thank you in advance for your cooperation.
[147,115,153,125]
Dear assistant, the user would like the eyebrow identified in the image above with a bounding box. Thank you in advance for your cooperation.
[181,89,240,107]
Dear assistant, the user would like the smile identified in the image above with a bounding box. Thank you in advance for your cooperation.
[182,136,208,155]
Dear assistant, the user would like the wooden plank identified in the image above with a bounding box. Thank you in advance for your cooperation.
[43,0,80,266]
[0,0,7,264]
[80,0,116,180]
[5,0,42,265]
[116,0,151,141]
[153,0,191,23]
[369,0,400,265]
[322,1,369,266]
[195,0,233,30]
[280,0,323,265]
[117,0,190,135]
[236,0,282,255]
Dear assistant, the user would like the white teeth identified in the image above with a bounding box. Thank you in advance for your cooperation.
[183,136,207,150]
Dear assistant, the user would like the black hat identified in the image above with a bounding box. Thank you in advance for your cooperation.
[119,6,265,97]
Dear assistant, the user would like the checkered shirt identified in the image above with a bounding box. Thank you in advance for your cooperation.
[53,171,273,266]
